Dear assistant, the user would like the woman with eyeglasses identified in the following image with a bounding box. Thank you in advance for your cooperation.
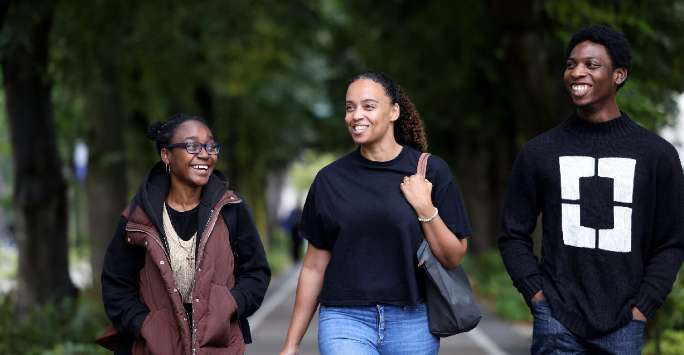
[100,113,270,354]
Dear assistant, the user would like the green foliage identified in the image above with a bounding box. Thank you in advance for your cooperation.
[4,0,684,332]
[266,229,295,275]
[0,245,16,280]
[544,0,684,129]
[289,150,337,194]
[326,0,684,146]
[644,265,684,354]
[48,0,339,237]
[0,293,109,354]
[462,251,532,322]
[644,329,684,355]
[41,0,684,254]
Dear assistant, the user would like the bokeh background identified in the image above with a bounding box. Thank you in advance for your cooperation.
[1,1,683,354]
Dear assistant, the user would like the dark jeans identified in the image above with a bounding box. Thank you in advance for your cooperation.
[531,301,645,355]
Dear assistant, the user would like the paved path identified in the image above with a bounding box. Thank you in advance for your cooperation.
[246,265,531,355]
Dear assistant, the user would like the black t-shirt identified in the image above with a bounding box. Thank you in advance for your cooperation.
[167,205,198,241]
[301,146,472,306]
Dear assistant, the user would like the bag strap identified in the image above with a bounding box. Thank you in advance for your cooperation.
[417,152,431,177]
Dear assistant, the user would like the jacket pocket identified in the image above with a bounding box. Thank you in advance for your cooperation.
[135,308,183,355]
[200,283,238,347]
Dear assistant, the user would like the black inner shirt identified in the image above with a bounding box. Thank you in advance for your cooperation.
[167,205,198,241]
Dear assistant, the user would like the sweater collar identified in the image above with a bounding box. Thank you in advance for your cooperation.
[562,111,638,138]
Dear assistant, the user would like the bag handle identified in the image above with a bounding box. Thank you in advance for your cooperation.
[417,152,431,177]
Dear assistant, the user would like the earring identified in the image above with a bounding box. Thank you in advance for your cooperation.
[166,163,171,174]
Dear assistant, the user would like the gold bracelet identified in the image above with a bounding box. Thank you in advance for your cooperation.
[417,207,439,222]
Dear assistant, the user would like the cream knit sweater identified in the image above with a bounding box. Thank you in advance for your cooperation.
[162,203,197,303]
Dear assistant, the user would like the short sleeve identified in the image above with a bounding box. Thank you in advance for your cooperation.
[299,175,335,250]
[428,156,473,238]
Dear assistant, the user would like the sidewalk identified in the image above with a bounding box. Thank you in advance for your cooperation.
[246,265,531,355]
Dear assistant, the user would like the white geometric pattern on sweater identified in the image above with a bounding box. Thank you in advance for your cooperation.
[559,156,636,252]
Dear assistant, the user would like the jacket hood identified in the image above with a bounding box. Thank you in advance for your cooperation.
[132,160,231,241]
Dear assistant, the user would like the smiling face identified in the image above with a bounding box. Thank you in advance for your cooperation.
[344,78,400,147]
[161,120,217,188]
[564,40,627,120]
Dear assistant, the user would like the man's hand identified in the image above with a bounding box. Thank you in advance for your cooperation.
[632,307,647,322]
[531,290,545,303]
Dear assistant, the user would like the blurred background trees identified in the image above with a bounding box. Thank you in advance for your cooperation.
[1,0,683,353]
[1,0,77,313]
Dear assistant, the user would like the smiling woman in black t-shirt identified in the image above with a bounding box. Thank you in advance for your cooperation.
[280,72,472,355]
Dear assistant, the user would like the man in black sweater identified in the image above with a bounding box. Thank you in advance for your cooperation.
[497,25,684,354]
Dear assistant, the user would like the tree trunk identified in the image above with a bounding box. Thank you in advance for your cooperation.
[1,0,77,311]
[215,97,271,247]
[85,71,127,295]
[448,0,570,252]
[450,125,513,253]
[266,169,287,242]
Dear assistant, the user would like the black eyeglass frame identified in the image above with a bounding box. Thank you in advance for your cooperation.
[165,141,221,155]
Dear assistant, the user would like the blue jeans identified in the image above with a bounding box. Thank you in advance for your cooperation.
[318,303,439,355]
[531,300,645,355]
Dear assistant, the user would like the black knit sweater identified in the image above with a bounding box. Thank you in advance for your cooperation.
[497,113,684,337]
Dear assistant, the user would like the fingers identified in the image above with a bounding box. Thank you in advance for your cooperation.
[400,175,432,193]
[401,175,429,183]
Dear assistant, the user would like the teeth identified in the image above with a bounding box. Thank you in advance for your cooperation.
[192,165,208,170]
[571,84,590,96]
[353,125,369,133]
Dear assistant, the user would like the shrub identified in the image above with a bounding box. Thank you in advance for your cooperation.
[462,251,532,322]
[644,264,684,355]
[0,292,109,354]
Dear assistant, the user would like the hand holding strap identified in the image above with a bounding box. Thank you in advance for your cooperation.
[415,153,438,222]
[417,152,431,177]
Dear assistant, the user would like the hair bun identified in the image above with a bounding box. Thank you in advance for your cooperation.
[147,121,165,140]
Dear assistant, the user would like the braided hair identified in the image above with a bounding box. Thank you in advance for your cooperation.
[147,113,208,154]
[348,71,428,152]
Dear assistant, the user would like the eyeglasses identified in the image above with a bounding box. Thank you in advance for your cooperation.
[166,141,221,155]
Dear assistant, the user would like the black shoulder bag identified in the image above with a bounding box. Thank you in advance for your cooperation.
[415,152,482,337]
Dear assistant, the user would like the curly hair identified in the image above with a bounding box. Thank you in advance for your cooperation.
[147,113,209,154]
[349,71,428,152]
[566,25,632,90]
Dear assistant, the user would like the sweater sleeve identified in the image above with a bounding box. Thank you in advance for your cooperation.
[634,150,684,319]
[228,200,272,320]
[101,217,149,338]
[497,147,544,302]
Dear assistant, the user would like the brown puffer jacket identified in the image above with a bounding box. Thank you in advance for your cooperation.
[124,191,244,355]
